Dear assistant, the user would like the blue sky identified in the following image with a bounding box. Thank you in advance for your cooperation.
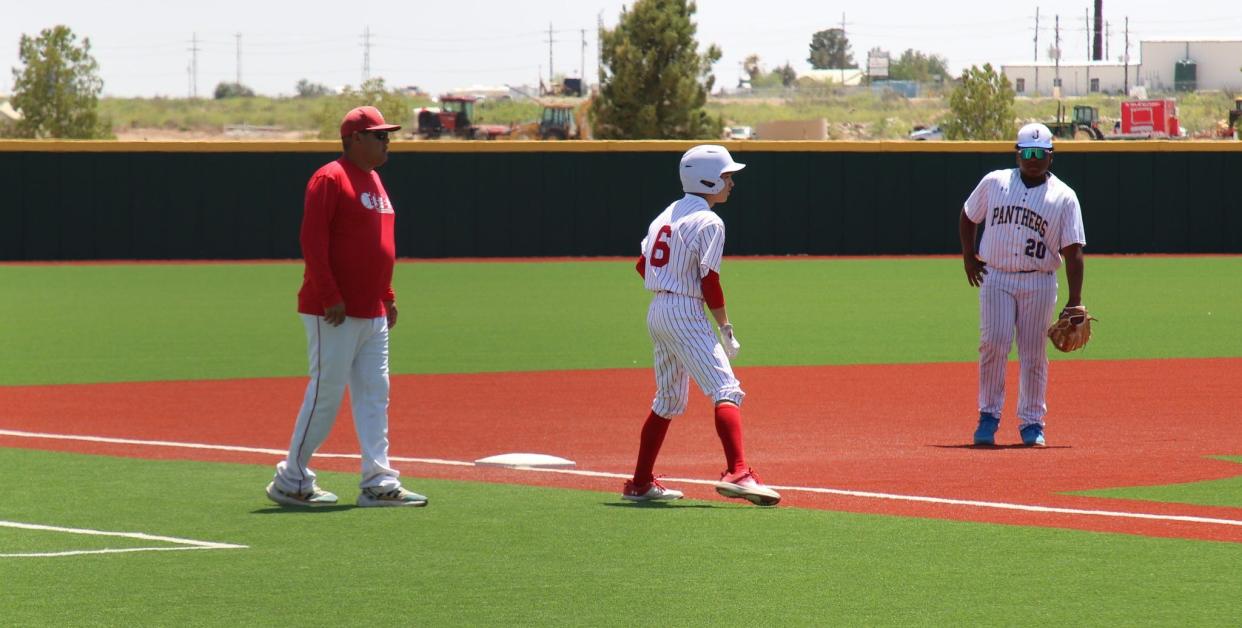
[3,1,1238,97]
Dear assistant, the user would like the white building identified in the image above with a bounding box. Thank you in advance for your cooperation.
[1003,39,1242,96]
[1138,40,1242,91]
[1000,62,1134,97]
[802,68,865,86]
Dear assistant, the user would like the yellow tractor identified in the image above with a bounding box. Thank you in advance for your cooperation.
[536,97,593,140]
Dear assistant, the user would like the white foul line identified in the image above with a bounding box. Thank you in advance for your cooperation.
[0,519,248,558]
[3,428,1242,530]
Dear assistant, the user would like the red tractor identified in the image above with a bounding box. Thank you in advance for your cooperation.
[415,95,510,140]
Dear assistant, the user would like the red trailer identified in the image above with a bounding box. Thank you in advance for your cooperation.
[1120,99,1180,137]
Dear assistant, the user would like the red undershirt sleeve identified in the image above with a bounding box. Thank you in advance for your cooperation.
[300,173,343,308]
[635,255,647,278]
[700,269,725,309]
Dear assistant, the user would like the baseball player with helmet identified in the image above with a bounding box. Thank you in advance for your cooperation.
[623,144,781,506]
[958,123,1087,447]
[266,106,427,508]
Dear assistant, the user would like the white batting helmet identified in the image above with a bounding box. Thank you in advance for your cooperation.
[679,145,745,195]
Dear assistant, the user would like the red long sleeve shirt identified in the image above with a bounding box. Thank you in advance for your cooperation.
[297,157,396,319]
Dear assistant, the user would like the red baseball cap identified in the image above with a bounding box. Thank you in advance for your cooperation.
[339,106,401,137]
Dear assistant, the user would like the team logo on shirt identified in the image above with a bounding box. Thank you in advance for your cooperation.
[360,192,394,214]
[990,205,1047,237]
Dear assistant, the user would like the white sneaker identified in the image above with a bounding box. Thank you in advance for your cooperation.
[714,468,781,506]
[266,481,338,507]
[358,486,428,508]
[622,479,684,502]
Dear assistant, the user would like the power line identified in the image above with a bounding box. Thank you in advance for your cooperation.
[547,22,556,89]
[362,26,372,83]
[234,32,242,85]
[187,32,200,98]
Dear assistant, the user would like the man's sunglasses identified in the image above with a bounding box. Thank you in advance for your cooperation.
[1019,147,1049,160]
[363,130,389,141]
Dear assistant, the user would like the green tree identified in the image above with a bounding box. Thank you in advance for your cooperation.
[889,49,950,83]
[776,63,798,87]
[592,0,722,140]
[7,25,109,139]
[213,82,255,99]
[315,77,415,139]
[942,64,1015,140]
[807,28,855,69]
[742,53,762,84]
[295,79,333,98]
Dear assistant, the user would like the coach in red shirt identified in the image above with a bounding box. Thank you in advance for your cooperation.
[266,106,427,508]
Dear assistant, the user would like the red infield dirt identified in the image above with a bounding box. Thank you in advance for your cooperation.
[3,358,1241,543]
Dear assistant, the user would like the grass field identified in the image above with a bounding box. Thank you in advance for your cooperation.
[3,257,1240,385]
[3,257,1241,625]
[91,90,1237,140]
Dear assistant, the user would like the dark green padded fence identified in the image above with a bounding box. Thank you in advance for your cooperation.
[1,143,1238,260]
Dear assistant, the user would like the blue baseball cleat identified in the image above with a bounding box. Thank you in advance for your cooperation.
[973,413,1000,445]
[1019,423,1046,447]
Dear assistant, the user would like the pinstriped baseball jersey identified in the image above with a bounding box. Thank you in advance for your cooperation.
[639,194,742,417]
[964,170,1086,272]
[640,194,725,296]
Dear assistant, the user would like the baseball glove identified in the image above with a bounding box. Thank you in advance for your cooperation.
[1047,306,1096,352]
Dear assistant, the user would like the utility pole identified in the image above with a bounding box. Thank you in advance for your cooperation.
[1123,16,1130,95]
[362,26,372,83]
[580,28,586,81]
[840,12,847,82]
[234,33,242,86]
[1085,8,1091,61]
[597,12,604,86]
[1033,8,1039,94]
[1054,14,1061,94]
[1106,21,1111,61]
[547,23,556,91]
[188,32,199,98]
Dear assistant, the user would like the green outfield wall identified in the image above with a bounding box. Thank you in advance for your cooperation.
[1,141,1238,260]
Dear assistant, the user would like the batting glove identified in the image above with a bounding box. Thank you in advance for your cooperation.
[720,324,741,359]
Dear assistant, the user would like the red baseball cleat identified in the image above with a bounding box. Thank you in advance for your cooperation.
[714,467,781,506]
[622,478,684,502]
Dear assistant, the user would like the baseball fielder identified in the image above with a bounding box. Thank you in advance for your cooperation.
[959,123,1087,447]
[266,106,427,508]
[623,145,780,506]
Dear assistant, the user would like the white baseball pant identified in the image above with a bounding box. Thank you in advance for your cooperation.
[273,314,401,493]
[647,292,744,418]
[978,270,1059,426]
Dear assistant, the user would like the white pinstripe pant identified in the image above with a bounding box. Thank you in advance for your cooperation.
[978,270,1059,426]
[647,292,744,418]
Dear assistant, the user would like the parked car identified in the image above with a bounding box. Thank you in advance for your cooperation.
[909,125,944,141]
[726,126,755,140]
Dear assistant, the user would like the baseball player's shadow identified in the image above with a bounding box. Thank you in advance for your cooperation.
[601,502,718,509]
[250,505,358,514]
[932,444,1074,450]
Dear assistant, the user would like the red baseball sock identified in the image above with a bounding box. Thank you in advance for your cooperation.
[632,411,671,486]
[714,403,746,474]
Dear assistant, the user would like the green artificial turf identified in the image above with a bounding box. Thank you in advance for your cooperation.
[3,449,1241,626]
[2,257,1240,385]
[1070,457,1242,509]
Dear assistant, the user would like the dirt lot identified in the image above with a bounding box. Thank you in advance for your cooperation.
[113,127,316,141]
